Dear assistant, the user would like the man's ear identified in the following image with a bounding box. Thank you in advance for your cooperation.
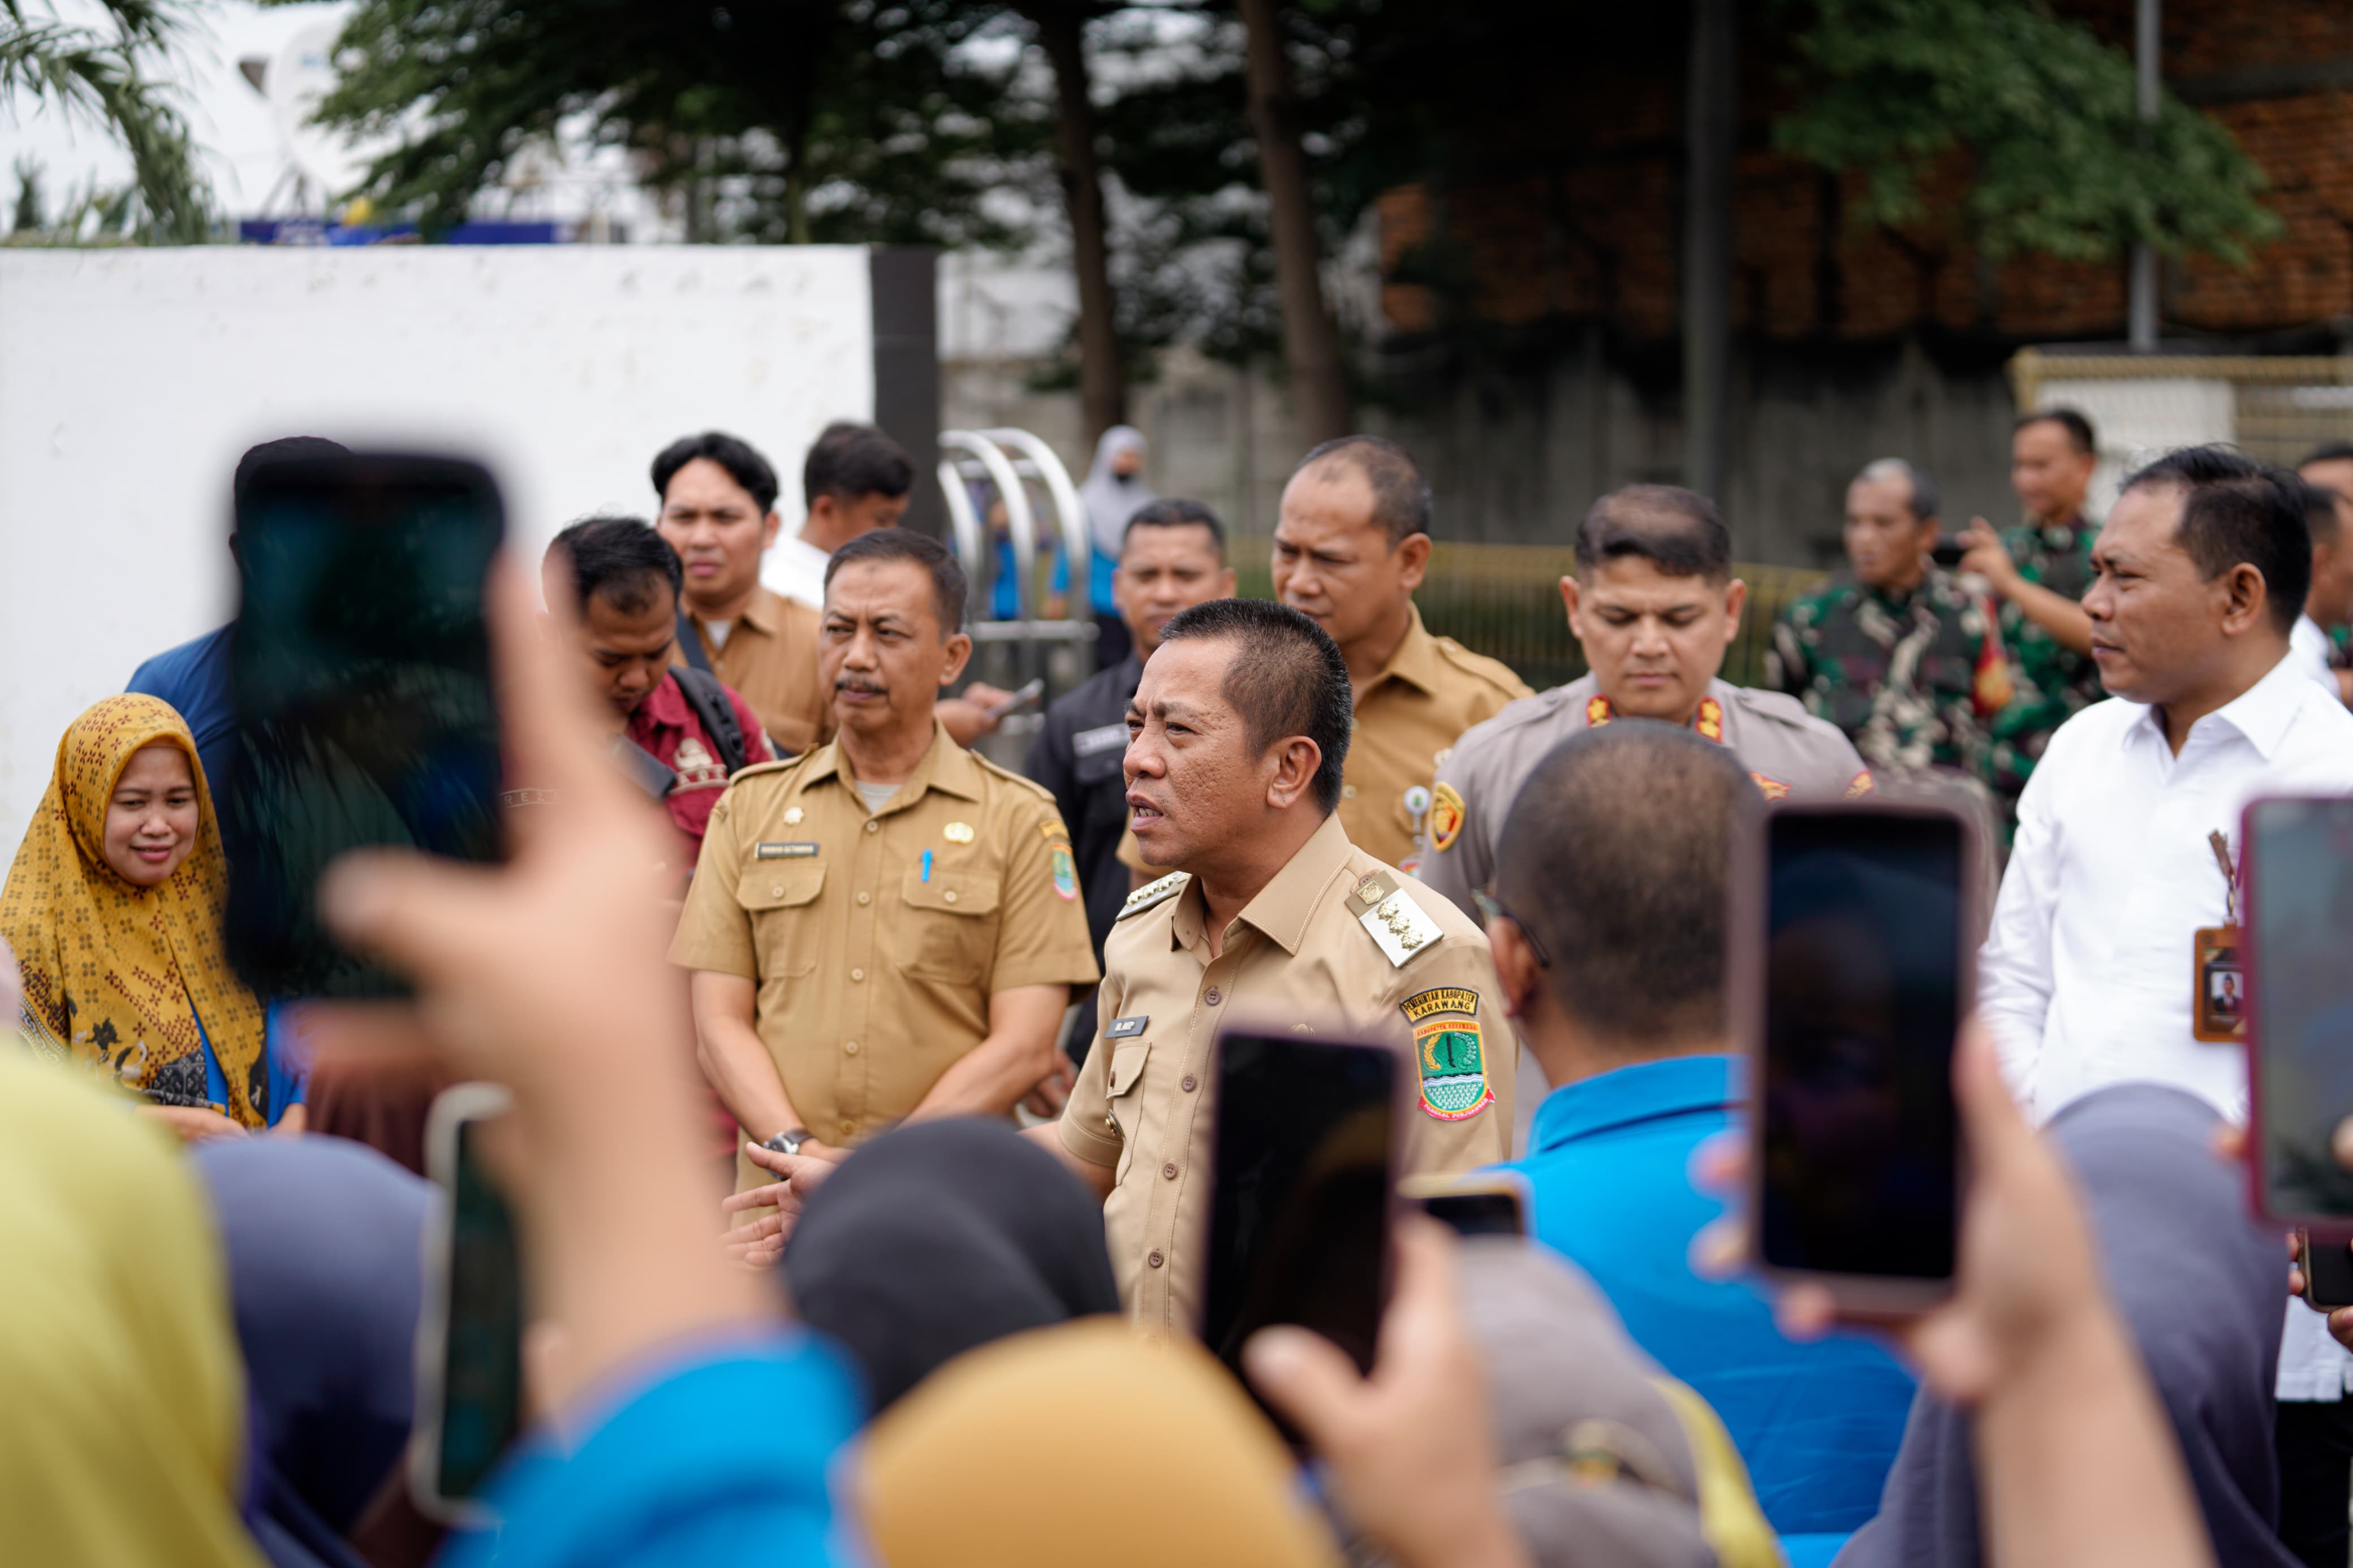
[1265,737,1323,811]
[1395,532,1433,594]
[1558,575,1582,638]
[761,508,784,550]
[1489,915,1544,1023]
[2218,563,2269,638]
[1721,578,1749,645]
[938,630,974,686]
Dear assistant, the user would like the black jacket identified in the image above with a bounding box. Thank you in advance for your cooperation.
[1024,655,1143,1055]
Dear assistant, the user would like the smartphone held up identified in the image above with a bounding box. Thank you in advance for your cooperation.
[1735,800,1980,1314]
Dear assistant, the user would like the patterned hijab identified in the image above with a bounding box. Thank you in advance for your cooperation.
[1,696,268,1126]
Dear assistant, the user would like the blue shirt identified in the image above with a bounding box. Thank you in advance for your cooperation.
[190,1006,308,1128]
[439,1333,859,1568]
[127,624,235,793]
[1504,1053,1915,1539]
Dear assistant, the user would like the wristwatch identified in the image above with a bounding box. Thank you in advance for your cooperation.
[762,1127,813,1157]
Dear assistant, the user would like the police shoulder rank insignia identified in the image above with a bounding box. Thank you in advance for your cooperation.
[756,842,820,859]
[1748,772,1791,801]
[1428,783,1466,854]
[1352,871,1443,968]
[1845,769,1876,798]
[1119,871,1190,919]
[1402,987,1492,1121]
[1051,844,1079,901]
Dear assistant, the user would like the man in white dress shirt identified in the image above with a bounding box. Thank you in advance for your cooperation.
[1977,445,2353,1564]
[2292,449,2353,706]
[760,422,916,608]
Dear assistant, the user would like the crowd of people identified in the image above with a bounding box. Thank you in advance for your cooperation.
[6,404,2353,1568]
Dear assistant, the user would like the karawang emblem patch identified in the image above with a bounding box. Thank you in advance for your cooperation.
[1401,987,1492,1121]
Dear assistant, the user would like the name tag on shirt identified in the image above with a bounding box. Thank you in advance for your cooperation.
[756,842,820,859]
[1073,723,1128,759]
[1105,1015,1149,1039]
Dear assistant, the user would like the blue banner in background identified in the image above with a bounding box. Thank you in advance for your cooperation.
[238,219,566,246]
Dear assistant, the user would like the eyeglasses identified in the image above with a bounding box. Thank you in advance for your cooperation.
[1471,886,1550,969]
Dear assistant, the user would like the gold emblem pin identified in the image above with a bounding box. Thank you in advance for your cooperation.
[944,822,976,844]
[783,806,804,826]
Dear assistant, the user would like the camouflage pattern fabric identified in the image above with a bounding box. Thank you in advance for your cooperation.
[1769,567,2007,780]
[1985,518,2102,799]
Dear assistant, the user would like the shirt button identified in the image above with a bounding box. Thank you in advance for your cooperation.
[1180,1074,1197,1092]
[1342,783,1358,800]
[844,1040,860,1055]
[864,819,880,834]
[856,891,871,906]
[943,889,958,904]
[1162,1162,1178,1180]
[1147,1250,1165,1268]
[840,1119,855,1135]
[850,967,865,982]
[770,885,783,897]
[1205,986,1222,1005]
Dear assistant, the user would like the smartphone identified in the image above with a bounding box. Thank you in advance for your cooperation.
[1401,1172,1527,1237]
[1738,801,1977,1311]
[222,452,506,997]
[2298,1232,2353,1312]
[411,1083,525,1526]
[1199,1032,1399,1429]
[2243,797,2353,1250]
[986,677,1045,719]
[1929,537,1970,570]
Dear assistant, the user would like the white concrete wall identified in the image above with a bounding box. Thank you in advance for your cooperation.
[0,244,874,850]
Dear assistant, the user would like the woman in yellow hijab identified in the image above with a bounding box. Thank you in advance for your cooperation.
[1,694,283,1136]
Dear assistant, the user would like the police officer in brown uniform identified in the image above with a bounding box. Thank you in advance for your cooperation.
[1271,437,1529,874]
[1417,486,1867,1151]
[1035,598,1514,1334]
[673,529,1099,1202]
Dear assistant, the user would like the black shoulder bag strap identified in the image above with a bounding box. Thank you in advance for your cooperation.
[675,611,716,675]
[672,665,749,776]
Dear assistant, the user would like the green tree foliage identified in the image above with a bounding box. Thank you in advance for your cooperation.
[1772,0,2280,264]
[0,0,208,241]
[284,0,1051,244]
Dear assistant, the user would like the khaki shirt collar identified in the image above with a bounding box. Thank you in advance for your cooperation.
[1361,603,1445,700]
[1171,810,1355,958]
[735,585,785,638]
[795,720,984,812]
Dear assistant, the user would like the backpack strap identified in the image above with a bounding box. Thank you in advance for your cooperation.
[671,666,749,776]
[675,611,716,675]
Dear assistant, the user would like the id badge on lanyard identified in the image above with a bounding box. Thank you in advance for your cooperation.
[2192,829,2244,1044]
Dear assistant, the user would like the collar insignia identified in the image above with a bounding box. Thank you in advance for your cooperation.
[1586,692,1727,746]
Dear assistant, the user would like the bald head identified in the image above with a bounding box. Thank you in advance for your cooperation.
[1292,435,1431,546]
[1494,723,1751,1046]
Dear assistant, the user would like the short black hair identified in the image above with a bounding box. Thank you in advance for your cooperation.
[2016,407,2097,456]
[2118,446,2311,637]
[1156,598,1352,815]
[824,526,968,633]
[650,431,780,515]
[804,421,915,508]
[1855,457,1940,523]
[2300,440,2353,469]
[1574,485,1731,582]
[1494,723,1751,1044]
[1294,435,1431,545]
[1123,497,1227,559]
[2296,476,2345,548]
[546,515,682,617]
[232,436,348,504]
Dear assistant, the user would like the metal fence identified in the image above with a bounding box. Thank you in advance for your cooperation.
[1230,537,1827,692]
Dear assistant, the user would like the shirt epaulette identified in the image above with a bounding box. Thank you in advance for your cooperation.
[1430,636,1531,697]
[1726,685,1824,731]
[1347,869,1446,968]
[971,750,1062,806]
[1118,871,1190,919]
[723,755,806,788]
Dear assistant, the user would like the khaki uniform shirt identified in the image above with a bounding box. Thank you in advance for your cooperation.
[1419,673,1873,923]
[672,722,1100,1160]
[1061,811,1515,1333]
[1343,606,1530,872]
[676,585,831,757]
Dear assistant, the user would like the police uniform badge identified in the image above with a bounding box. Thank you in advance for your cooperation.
[1845,770,1876,798]
[1050,844,1079,901]
[1401,987,1492,1121]
[1693,697,1724,742]
[1427,783,1466,854]
[1748,772,1791,801]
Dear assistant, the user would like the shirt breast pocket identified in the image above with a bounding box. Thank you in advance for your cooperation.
[736,862,824,978]
[899,870,1002,983]
[1106,1038,1150,1180]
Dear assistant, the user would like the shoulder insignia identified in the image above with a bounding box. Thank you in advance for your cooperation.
[1749,772,1791,801]
[1400,987,1493,1121]
[1428,782,1466,853]
[1585,694,1613,728]
[1351,870,1444,968]
[1118,871,1190,919]
[726,756,801,785]
[1845,768,1876,798]
[1695,697,1725,743]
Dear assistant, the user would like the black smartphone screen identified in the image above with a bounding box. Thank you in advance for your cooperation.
[1418,1189,1524,1238]
[1200,1034,1396,1392]
[436,1115,524,1505]
[1929,538,1970,569]
[2249,798,2353,1224]
[1759,811,1963,1280]
[222,454,505,996]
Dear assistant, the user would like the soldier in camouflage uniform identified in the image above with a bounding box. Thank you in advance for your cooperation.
[1956,409,2105,805]
[1770,458,2009,780]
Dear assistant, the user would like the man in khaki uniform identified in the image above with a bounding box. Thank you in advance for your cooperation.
[1271,437,1529,871]
[1036,598,1514,1334]
[1416,485,1868,1154]
[653,431,834,755]
[675,529,1098,1198]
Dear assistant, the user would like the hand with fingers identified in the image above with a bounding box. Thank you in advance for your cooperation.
[717,1142,842,1269]
[1021,1053,1077,1121]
